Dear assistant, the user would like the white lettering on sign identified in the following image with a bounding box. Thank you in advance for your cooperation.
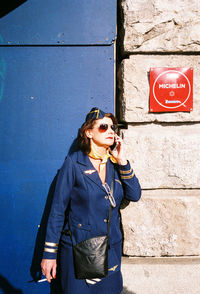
[159,84,186,89]
[165,100,181,104]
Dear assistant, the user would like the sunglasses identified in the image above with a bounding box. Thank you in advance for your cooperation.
[103,182,116,208]
[97,124,118,133]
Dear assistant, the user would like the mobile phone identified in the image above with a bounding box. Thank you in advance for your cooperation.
[110,138,118,151]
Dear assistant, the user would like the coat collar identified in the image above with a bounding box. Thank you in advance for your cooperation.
[76,150,114,191]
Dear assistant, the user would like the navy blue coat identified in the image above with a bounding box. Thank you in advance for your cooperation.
[43,150,141,294]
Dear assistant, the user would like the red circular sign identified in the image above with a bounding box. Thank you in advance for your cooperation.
[153,70,191,109]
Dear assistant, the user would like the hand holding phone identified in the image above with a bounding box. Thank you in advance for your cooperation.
[110,138,119,151]
[109,134,127,165]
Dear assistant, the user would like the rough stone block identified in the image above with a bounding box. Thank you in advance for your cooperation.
[118,55,200,122]
[121,0,200,53]
[120,190,200,257]
[121,257,200,294]
[121,125,200,189]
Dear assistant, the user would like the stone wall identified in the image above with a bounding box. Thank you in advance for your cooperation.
[120,0,200,53]
[118,0,200,257]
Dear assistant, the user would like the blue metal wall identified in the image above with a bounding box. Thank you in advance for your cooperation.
[0,1,116,293]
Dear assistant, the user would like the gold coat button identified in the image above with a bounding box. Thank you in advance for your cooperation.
[104,219,108,223]
[104,195,109,200]
[78,223,82,228]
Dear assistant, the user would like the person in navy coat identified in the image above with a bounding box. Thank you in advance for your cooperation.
[41,107,141,294]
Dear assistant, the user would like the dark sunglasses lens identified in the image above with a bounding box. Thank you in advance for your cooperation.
[98,124,108,132]
[98,124,118,132]
[111,125,118,132]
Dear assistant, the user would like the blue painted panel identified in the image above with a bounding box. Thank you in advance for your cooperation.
[0,0,116,45]
[0,45,114,293]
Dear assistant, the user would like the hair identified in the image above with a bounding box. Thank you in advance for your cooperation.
[77,113,118,154]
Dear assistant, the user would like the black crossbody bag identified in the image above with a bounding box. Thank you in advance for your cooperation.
[68,181,113,280]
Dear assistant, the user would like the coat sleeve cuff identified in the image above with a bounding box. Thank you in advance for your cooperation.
[42,241,58,259]
[118,161,135,180]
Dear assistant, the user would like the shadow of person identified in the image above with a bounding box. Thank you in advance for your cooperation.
[0,274,23,294]
[119,198,131,253]
[30,139,79,284]
[30,172,59,282]
[121,287,137,294]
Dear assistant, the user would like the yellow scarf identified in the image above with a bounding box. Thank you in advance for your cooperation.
[88,145,117,171]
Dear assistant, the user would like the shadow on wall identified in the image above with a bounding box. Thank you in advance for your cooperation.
[30,140,79,282]
[121,287,136,294]
[30,172,59,282]
[0,274,23,294]
[0,0,27,18]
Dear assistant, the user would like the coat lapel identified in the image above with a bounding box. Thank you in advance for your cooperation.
[105,158,114,188]
[76,150,116,192]
[76,150,105,191]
